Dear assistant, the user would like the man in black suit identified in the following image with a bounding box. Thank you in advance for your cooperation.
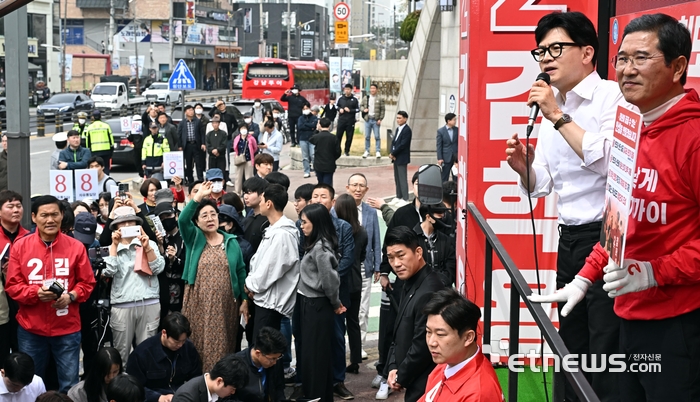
[436,113,458,183]
[384,227,445,402]
[171,354,249,402]
[390,111,412,201]
[177,105,204,183]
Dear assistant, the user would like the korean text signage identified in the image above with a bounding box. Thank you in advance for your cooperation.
[461,0,598,360]
[335,21,349,48]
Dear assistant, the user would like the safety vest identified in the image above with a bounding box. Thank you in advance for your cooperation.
[142,134,170,160]
[72,123,87,138]
[85,120,113,152]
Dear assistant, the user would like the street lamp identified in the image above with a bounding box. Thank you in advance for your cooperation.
[365,1,395,59]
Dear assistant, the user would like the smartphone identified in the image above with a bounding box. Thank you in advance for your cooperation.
[151,216,166,237]
[258,142,265,146]
[118,183,130,200]
[120,226,142,238]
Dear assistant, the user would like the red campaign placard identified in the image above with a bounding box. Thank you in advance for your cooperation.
[459,0,598,361]
[609,2,700,92]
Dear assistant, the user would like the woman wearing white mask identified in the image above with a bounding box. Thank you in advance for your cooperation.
[242,112,260,140]
[250,98,264,124]
[232,123,258,195]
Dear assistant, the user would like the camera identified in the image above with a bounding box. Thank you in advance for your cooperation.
[47,280,65,298]
[118,183,130,200]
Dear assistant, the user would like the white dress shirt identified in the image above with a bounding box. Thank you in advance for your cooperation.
[0,375,46,402]
[520,71,633,225]
[204,374,219,402]
[444,346,480,379]
[357,202,363,226]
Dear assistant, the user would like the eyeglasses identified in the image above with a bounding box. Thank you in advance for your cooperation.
[348,183,367,189]
[262,354,282,362]
[611,54,665,69]
[530,42,581,62]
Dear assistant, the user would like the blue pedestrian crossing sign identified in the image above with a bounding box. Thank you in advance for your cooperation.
[169,60,196,90]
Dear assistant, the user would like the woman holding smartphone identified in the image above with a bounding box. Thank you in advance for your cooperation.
[297,203,346,402]
[102,206,165,364]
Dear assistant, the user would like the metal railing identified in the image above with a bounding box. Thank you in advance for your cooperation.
[466,201,600,402]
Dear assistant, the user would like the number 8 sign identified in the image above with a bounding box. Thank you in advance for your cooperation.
[74,169,99,199]
[50,170,75,202]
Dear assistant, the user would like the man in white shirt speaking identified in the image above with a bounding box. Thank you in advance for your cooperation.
[505,11,630,402]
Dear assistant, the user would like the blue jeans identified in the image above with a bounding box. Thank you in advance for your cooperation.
[18,326,81,393]
[364,119,381,153]
[281,316,293,369]
[316,171,334,187]
[300,140,315,175]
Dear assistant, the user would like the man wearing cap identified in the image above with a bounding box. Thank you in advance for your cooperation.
[281,84,307,147]
[177,105,203,184]
[85,110,114,174]
[58,130,92,171]
[205,169,227,206]
[206,116,228,174]
[50,132,68,170]
[142,122,171,178]
[72,112,89,145]
[243,112,260,141]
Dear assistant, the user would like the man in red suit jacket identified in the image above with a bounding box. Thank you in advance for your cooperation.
[418,289,504,402]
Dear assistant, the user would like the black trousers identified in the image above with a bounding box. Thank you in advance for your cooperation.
[184,143,205,182]
[336,120,355,154]
[346,291,362,364]
[556,221,619,402]
[272,160,280,172]
[209,155,226,173]
[619,308,700,401]
[377,279,403,376]
[252,305,283,344]
[93,150,113,175]
[288,119,298,144]
[133,137,144,177]
[299,294,334,402]
[0,322,10,369]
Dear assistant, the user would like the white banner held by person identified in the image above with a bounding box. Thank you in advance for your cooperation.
[163,151,184,179]
[120,116,132,132]
[50,170,74,202]
[74,169,100,200]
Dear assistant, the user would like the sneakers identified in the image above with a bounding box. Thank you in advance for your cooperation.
[371,374,383,389]
[344,152,350,157]
[283,366,297,380]
[303,173,310,178]
[362,349,368,360]
[362,151,369,158]
[376,151,381,158]
[376,381,392,400]
[289,385,304,401]
[333,382,354,400]
[226,180,234,187]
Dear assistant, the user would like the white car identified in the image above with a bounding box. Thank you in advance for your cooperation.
[142,83,183,104]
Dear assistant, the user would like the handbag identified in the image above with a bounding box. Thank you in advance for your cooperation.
[234,139,248,166]
[133,246,153,276]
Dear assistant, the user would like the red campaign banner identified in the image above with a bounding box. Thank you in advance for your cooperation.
[609,2,700,91]
[459,0,598,361]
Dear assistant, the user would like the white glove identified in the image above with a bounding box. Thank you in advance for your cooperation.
[602,259,657,297]
[528,275,591,317]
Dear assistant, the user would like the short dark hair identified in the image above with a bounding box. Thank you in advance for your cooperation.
[535,12,599,66]
[88,156,106,167]
[262,183,288,212]
[442,181,457,207]
[254,98,261,102]
[243,177,269,195]
[319,118,331,128]
[412,170,420,185]
[210,355,249,389]
[622,13,691,85]
[194,102,204,109]
[222,192,245,213]
[140,178,162,198]
[294,183,315,202]
[347,173,367,185]
[423,288,481,336]
[184,105,194,111]
[162,312,192,339]
[67,129,80,138]
[263,120,276,129]
[0,190,22,208]
[254,153,274,166]
[3,352,34,386]
[384,226,420,251]
[313,183,335,199]
[444,113,456,123]
[71,201,91,213]
[397,110,408,119]
[253,327,287,355]
[31,195,64,215]
[106,374,144,402]
[189,179,204,194]
[370,83,378,89]
[35,391,72,402]
[344,83,353,89]
[265,172,291,191]
[60,200,74,233]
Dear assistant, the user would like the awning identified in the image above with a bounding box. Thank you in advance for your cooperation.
[28,62,41,72]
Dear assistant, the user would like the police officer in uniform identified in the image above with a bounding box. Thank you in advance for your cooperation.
[142,122,171,177]
[73,111,89,147]
[85,110,114,174]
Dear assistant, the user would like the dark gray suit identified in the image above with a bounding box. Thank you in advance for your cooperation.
[172,375,208,402]
[436,125,458,182]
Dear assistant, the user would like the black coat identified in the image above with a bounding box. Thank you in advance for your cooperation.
[380,200,421,275]
[127,334,203,402]
[309,130,341,173]
[413,223,456,287]
[349,227,368,294]
[232,349,285,402]
[337,94,360,123]
[178,117,203,148]
[320,102,338,122]
[391,124,412,165]
[172,375,207,402]
[280,93,308,119]
[386,266,445,402]
[208,108,238,139]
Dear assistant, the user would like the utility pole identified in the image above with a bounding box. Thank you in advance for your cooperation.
[109,0,115,60]
[286,0,290,60]
[58,0,66,92]
[134,21,140,95]
[393,4,396,59]
[228,12,232,94]
[168,0,174,70]
[258,0,264,57]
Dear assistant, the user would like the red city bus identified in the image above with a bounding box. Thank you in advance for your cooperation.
[242,58,330,110]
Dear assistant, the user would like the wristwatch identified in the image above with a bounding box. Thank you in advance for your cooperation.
[554,114,572,130]
[68,292,76,303]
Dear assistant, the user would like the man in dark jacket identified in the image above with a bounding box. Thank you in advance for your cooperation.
[413,204,456,287]
[58,130,92,171]
[159,112,179,151]
[234,327,286,402]
[297,103,318,178]
[171,354,248,402]
[127,312,203,402]
[336,84,360,156]
[309,118,341,187]
[177,105,204,183]
[208,101,238,185]
[320,95,338,131]
[384,227,444,402]
[206,115,228,172]
[280,84,307,147]
[391,111,412,201]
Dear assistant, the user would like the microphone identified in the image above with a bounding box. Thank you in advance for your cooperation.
[526,72,551,137]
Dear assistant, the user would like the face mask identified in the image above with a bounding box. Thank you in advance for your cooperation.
[212,182,224,193]
[78,119,86,125]
[244,118,251,124]
[303,109,311,115]
[100,207,108,217]
[254,102,261,107]
[292,89,299,94]
[161,217,178,232]
[195,108,203,115]
[273,113,280,118]
[240,130,248,136]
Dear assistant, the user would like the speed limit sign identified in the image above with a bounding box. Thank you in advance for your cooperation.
[334,2,350,20]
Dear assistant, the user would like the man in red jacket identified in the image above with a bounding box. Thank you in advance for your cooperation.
[5,195,95,393]
[531,14,700,400]
[418,289,504,402]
